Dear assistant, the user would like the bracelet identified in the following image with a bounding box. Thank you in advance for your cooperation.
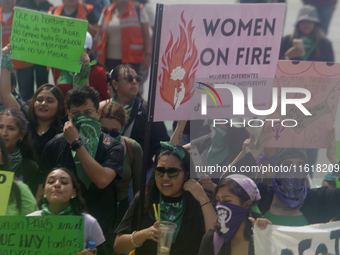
[70,137,81,147]
[131,231,143,248]
[201,200,211,208]
[1,53,13,71]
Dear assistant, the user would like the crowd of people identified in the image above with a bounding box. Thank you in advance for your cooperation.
[1,0,340,255]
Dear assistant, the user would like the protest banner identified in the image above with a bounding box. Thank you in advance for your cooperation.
[151,4,285,121]
[264,60,340,148]
[0,216,84,254]
[0,171,14,216]
[254,221,340,255]
[10,7,88,72]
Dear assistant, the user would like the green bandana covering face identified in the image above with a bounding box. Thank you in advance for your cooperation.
[71,113,101,189]
[158,194,186,243]
[41,204,74,216]
[207,125,229,166]
[299,35,316,60]
[8,147,23,172]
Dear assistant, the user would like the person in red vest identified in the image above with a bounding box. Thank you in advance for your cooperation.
[96,0,152,79]
[0,0,35,102]
[49,0,98,38]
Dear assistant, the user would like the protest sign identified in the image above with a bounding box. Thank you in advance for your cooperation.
[0,171,14,216]
[152,4,285,121]
[254,221,340,255]
[264,60,340,148]
[10,7,88,72]
[0,216,84,254]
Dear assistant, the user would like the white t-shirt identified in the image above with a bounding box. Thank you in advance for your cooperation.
[27,211,105,248]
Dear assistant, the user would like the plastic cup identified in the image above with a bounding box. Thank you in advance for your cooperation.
[157,221,177,255]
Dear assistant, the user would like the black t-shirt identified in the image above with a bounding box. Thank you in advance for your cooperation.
[28,121,59,160]
[40,132,124,237]
[54,4,97,24]
[19,0,53,12]
[115,192,205,255]
[198,229,254,255]
[14,158,40,196]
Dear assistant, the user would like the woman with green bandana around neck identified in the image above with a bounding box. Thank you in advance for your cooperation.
[100,64,169,170]
[114,142,216,255]
[28,167,107,255]
[280,5,334,62]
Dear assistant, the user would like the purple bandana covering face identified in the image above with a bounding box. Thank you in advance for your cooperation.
[273,171,307,209]
[213,202,248,254]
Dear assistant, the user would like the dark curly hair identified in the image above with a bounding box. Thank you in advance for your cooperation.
[65,85,99,111]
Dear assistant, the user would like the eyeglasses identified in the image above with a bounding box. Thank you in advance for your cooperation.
[153,167,183,179]
[69,109,96,117]
[101,129,120,138]
[123,75,143,83]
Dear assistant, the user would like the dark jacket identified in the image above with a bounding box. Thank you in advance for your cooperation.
[279,35,334,62]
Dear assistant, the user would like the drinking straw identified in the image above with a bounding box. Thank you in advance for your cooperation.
[158,204,161,221]
[153,203,159,221]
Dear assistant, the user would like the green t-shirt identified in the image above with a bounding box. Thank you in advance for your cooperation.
[264,210,309,226]
[6,181,38,216]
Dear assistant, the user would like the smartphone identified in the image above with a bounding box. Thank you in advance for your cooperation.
[293,39,305,56]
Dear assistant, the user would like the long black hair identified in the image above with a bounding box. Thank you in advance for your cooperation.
[0,135,22,213]
[144,145,195,218]
[39,167,86,215]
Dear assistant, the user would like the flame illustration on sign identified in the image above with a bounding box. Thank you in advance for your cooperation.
[159,11,199,110]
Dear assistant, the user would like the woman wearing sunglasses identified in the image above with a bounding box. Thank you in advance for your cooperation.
[114,142,216,255]
[100,101,143,228]
[100,64,169,171]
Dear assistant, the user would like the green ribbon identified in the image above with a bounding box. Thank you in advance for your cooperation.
[71,114,101,189]
[41,204,74,216]
[1,53,13,71]
[160,142,185,159]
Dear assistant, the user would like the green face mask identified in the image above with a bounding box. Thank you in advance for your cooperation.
[71,113,101,189]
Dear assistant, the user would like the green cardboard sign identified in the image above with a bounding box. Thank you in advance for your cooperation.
[0,171,14,216]
[0,216,84,254]
[10,7,88,72]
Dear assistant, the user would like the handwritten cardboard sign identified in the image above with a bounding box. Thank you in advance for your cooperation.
[10,7,88,72]
[265,60,340,148]
[153,4,285,121]
[0,171,14,216]
[0,216,84,254]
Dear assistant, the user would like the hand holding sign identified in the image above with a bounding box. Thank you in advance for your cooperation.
[10,8,88,72]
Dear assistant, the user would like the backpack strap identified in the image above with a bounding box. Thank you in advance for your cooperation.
[123,136,134,169]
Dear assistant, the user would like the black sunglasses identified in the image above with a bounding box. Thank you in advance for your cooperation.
[153,167,183,179]
[124,75,143,83]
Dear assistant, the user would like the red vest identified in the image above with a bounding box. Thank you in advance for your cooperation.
[97,1,145,65]
[0,6,33,70]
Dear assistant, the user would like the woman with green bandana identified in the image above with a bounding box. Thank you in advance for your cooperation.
[28,167,107,254]
[0,108,40,196]
[0,134,38,216]
[100,64,169,171]
[114,142,216,255]
[279,5,334,62]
